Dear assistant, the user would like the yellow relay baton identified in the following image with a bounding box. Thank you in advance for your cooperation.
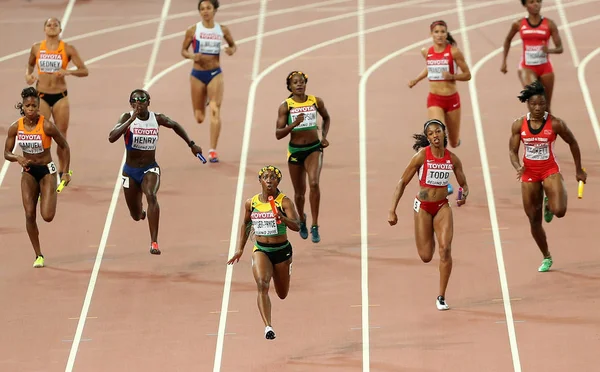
[56,170,73,193]
[577,168,585,199]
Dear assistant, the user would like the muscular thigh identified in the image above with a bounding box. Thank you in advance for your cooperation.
[521,181,544,219]
[190,75,207,112]
[432,205,453,247]
[414,205,435,256]
[518,68,538,87]
[428,107,445,122]
[51,97,70,134]
[303,149,323,184]
[141,170,160,196]
[252,251,273,284]
[21,173,40,213]
[207,73,224,106]
[542,172,566,204]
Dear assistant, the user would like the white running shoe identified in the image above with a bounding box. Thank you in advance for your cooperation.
[436,295,450,311]
[265,326,276,340]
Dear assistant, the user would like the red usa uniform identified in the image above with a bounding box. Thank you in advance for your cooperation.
[425,43,461,112]
[414,146,453,216]
[520,112,560,183]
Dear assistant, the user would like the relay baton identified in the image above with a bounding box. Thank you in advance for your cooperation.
[268,195,282,224]
[56,170,73,193]
[578,168,585,199]
[457,187,463,207]
[196,153,207,164]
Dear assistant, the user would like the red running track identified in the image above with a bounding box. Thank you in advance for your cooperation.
[0,1,599,371]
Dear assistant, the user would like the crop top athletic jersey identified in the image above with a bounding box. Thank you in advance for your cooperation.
[519,17,551,66]
[250,192,287,237]
[418,146,454,188]
[192,22,223,55]
[285,95,319,132]
[17,115,52,155]
[520,111,558,170]
[124,111,160,151]
[36,40,69,74]
[426,43,457,81]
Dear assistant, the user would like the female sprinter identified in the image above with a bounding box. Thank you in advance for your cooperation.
[388,119,469,311]
[180,0,237,163]
[500,0,563,111]
[227,165,300,340]
[276,71,331,243]
[509,81,586,272]
[408,20,471,195]
[25,17,89,181]
[108,89,204,255]
[408,20,471,150]
[3,87,71,268]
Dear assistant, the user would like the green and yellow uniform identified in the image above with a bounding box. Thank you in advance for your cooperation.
[285,95,323,165]
[250,192,293,264]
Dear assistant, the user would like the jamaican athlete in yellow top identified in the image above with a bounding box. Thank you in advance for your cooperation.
[285,94,319,132]
[250,191,288,242]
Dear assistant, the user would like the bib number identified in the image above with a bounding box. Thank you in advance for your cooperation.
[525,48,547,66]
[121,176,130,189]
[525,144,549,161]
[413,198,421,213]
[253,218,278,236]
[425,169,451,186]
[47,162,57,174]
[427,65,449,80]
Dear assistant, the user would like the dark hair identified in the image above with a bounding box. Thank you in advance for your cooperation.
[286,71,308,93]
[15,87,39,116]
[129,89,150,103]
[198,0,219,10]
[517,80,545,103]
[258,165,282,181]
[430,20,456,46]
[412,119,448,151]
[44,17,61,28]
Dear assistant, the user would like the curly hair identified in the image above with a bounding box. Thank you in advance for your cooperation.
[15,87,39,116]
[517,80,546,103]
[258,165,282,181]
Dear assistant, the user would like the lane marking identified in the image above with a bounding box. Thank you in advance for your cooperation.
[63,1,172,371]
[577,46,600,150]
[357,0,365,76]
[555,0,580,67]
[456,0,521,370]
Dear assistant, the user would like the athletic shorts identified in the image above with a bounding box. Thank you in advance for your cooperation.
[413,196,449,217]
[519,59,553,77]
[253,240,293,265]
[287,140,322,165]
[22,161,57,183]
[427,92,460,113]
[39,91,68,107]
[122,162,160,188]
[191,67,222,85]
[521,164,560,183]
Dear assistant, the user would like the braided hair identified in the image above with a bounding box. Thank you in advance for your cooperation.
[15,87,39,116]
[412,119,448,152]
[198,0,219,10]
[258,165,282,181]
[517,80,545,103]
[286,70,308,93]
[430,20,457,46]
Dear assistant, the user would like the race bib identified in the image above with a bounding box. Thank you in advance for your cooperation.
[47,162,57,174]
[38,53,63,73]
[425,169,452,186]
[252,216,278,236]
[131,127,158,151]
[427,64,450,80]
[413,198,421,213]
[17,131,44,154]
[525,144,549,160]
[197,33,222,55]
[290,107,318,130]
[524,46,547,66]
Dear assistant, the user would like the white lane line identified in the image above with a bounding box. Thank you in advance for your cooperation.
[63,1,172,371]
[555,0,580,67]
[357,0,365,76]
[578,47,600,149]
[212,0,267,370]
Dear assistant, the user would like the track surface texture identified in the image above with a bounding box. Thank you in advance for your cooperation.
[0,1,598,371]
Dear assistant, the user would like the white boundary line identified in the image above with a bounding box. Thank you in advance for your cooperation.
[144,0,172,85]
[63,1,172,371]
[0,1,77,187]
[555,0,580,67]
[357,0,365,76]
[456,0,521,370]
[0,0,261,64]
[212,0,267,370]
[577,47,600,149]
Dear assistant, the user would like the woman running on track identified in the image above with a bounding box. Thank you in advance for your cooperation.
[388,119,469,311]
[500,0,563,112]
[276,71,331,243]
[108,89,204,255]
[509,81,586,272]
[3,87,71,268]
[181,0,237,163]
[25,17,88,182]
[227,165,300,340]
[408,20,471,149]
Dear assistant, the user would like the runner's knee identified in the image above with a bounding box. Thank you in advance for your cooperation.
[194,110,205,124]
[256,278,270,294]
